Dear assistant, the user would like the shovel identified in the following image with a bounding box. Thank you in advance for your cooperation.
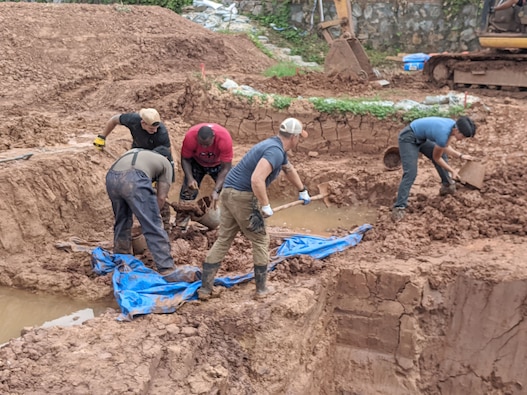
[457,161,486,189]
[273,182,331,213]
[0,152,34,164]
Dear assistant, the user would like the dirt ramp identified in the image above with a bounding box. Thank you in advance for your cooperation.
[0,3,275,113]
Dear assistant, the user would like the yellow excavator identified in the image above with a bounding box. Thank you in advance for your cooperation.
[318,0,377,80]
[424,0,527,90]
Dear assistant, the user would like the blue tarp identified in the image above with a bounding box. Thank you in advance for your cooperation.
[92,224,372,320]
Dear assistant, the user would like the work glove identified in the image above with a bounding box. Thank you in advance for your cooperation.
[247,197,266,234]
[261,204,273,218]
[93,135,106,150]
[299,188,311,205]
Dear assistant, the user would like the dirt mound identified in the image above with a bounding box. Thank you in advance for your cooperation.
[0,3,527,395]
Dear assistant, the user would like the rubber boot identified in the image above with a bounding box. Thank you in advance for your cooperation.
[254,265,272,298]
[197,262,220,301]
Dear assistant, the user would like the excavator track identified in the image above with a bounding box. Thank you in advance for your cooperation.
[424,50,527,91]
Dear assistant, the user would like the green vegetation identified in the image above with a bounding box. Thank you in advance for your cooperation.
[220,82,467,121]
[401,105,466,122]
[251,1,328,65]
[270,95,293,110]
[263,62,306,78]
[442,0,481,20]
[247,33,275,59]
[310,98,396,119]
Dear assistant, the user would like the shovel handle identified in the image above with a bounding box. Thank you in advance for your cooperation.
[0,152,33,163]
[273,193,329,213]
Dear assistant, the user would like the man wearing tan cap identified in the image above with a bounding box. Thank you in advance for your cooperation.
[94,108,175,230]
[198,117,311,301]
[94,108,172,156]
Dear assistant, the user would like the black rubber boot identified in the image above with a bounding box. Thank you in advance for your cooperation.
[197,262,220,301]
[254,265,272,298]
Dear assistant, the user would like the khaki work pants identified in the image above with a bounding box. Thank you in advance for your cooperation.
[205,188,270,267]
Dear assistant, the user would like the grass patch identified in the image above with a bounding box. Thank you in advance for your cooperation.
[310,97,397,119]
[401,105,467,122]
[263,62,306,78]
[247,33,275,59]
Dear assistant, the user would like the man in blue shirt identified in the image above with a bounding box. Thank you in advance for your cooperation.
[392,116,477,222]
[198,118,312,300]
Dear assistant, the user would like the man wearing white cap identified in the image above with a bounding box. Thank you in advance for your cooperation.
[198,117,311,300]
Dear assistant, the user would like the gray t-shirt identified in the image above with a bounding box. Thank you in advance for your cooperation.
[110,149,173,185]
[224,136,287,192]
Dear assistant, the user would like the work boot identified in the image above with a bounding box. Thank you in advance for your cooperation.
[197,262,220,301]
[391,207,405,222]
[439,182,456,196]
[254,265,273,298]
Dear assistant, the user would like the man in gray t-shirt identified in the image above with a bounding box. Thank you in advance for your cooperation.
[199,118,312,300]
[105,147,176,278]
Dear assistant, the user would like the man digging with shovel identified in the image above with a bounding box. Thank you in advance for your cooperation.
[198,117,311,300]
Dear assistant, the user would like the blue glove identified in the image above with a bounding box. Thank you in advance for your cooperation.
[299,188,311,205]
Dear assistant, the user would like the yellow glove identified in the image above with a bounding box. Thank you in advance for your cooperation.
[93,135,106,150]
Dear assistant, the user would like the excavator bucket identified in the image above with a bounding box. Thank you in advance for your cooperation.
[324,37,374,80]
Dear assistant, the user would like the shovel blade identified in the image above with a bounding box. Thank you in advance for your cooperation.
[458,161,486,189]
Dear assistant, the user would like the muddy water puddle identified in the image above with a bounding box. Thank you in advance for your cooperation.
[268,199,377,236]
[0,287,116,344]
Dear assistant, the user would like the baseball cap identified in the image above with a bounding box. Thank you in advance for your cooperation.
[279,118,308,138]
[139,108,161,126]
[456,116,476,138]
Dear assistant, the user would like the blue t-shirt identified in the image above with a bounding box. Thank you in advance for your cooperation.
[410,117,456,148]
[224,136,288,192]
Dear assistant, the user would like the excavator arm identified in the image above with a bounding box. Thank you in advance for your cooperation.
[318,0,376,80]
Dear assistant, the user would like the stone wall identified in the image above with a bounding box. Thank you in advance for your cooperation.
[231,0,481,53]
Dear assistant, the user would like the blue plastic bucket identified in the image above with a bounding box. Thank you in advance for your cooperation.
[404,62,424,71]
[402,53,430,71]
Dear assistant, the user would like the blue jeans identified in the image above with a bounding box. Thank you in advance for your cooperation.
[106,169,174,271]
[179,159,222,201]
[394,126,452,209]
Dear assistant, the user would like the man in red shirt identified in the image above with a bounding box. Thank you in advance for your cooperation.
[178,123,233,228]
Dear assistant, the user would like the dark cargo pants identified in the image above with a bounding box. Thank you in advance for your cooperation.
[106,169,174,271]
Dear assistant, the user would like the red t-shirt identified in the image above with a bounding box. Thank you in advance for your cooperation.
[181,123,233,167]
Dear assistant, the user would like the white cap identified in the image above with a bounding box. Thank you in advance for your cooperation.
[279,118,308,138]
